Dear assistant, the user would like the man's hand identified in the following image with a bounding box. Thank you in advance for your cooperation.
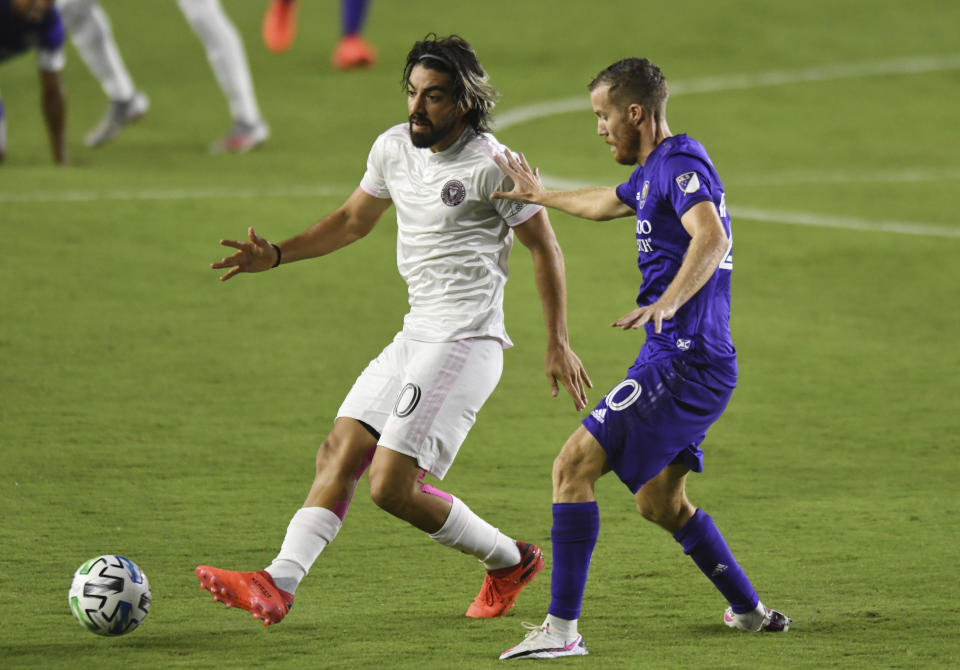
[492,151,545,203]
[211,226,279,281]
[545,343,593,411]
[611,301,678,334]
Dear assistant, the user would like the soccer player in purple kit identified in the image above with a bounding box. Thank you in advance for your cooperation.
[0,0,66,164]
[494,58,791,660]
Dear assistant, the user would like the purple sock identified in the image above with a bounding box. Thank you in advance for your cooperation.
[340,0,370,36]
[673,508,759,614]
[548,502,600,621]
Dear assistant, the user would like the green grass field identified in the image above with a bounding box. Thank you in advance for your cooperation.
[2,1,959,668]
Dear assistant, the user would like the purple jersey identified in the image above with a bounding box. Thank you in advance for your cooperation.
[615,134,736,387]
[0,0,64,64]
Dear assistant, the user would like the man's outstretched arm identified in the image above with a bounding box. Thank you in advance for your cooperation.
[493,151,633,221]
[211,186,392,281]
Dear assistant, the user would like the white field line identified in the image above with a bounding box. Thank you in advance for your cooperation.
[495,53,960,130]
[733,207,960,238]
[3,55,958,238]
[730,167,960,187]
[543,168,960,189]
[0,184,351,204]
[537,175,959,239]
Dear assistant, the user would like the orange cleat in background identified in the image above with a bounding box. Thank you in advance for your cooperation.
[262,0,299,53]
[332,34,377,70]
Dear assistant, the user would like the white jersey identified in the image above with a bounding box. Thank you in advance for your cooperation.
[359,123,543,348]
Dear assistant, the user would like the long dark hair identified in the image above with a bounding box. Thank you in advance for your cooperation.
[403,33,498,133]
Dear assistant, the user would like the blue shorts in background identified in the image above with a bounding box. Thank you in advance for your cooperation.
[581,355,734,493]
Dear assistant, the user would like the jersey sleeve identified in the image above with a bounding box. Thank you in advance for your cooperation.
[359,132,392,199]
[484,153,543,227]
[662,154,716,218]
[615,180,638,211]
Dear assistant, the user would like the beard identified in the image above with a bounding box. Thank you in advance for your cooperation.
[612,124,641,165]
[409,115,459,149]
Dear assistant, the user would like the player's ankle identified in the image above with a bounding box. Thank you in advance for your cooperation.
[545,613,578,638]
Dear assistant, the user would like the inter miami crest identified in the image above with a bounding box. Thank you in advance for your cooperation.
[441,179,466,206]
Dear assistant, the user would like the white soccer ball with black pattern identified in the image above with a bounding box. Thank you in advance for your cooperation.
[68,555,151,636]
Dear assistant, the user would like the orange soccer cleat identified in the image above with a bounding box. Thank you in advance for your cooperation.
[331,34,377,70]
[465,541,544,618]
[195,565,293,626]
[262,0,299,53]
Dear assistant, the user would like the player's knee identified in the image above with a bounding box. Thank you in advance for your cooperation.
[314,435,361,482]
[367,473,407,516]
[635,495,689,532]
[552,451,590,500]
[636,496,664,524]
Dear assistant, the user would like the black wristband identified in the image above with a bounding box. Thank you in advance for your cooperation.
[270,243,282,268]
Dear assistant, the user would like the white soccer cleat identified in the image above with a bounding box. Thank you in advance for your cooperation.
[723,602,791,632]
[85,91,149,148]
[210,119,269,154]
[500,622,588,660]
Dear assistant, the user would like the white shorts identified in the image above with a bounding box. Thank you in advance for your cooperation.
[336,336,503,479]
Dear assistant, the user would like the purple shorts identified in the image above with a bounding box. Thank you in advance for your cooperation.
[581,355,734,493]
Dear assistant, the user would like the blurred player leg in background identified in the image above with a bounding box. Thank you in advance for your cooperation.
[58,0,149,148]
[261,0,297,53]
[0,95,6,162]
[332,0,375,69]
[3,0,68,164]
[177,0,269,153]
[262,0,376,69]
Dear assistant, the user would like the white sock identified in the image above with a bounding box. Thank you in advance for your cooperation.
[734,601,767,630]
[265,507,341,594]
[60,0,136,101]
[545,613,578,639]
[429,496,522,570]
[177,0,262,124]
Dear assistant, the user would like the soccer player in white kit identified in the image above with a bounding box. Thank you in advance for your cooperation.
[57,0,268,152]
[196,34,593,626]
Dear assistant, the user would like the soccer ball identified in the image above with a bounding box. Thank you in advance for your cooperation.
[68,555,151,636]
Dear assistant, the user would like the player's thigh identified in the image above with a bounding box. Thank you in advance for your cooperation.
[336,339,407,436]
[316,417,379,473]
[379,338,503,479]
